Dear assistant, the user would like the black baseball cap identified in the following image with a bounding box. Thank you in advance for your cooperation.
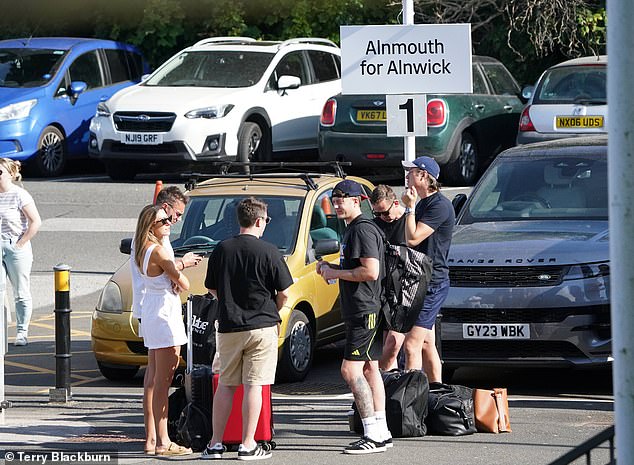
[332,179,368,199]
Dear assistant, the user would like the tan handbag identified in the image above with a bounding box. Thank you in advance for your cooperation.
[473,388,511,433]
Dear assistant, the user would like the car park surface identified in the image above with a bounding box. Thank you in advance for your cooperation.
[91,164,375,382]
[517,55,607,145]
[89,37,341,180]
[442,135,609,376]
[318,56,524,185]
[0,37,148,176]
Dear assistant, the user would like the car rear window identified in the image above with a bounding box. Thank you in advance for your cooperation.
[533,65,606,104]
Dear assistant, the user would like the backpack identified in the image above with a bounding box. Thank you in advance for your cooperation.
[167,386,188,441]
[426,383,477,436]
[359,219,433,333]
[177,401,211,451]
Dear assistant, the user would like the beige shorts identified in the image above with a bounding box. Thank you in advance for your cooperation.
[217,325,278,386]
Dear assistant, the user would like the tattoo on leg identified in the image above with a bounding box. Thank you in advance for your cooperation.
[350,375,374,418]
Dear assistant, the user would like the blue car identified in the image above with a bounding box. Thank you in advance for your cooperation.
[0,37,148,176]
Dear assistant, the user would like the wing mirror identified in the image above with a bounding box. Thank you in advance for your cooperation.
[452,193,467,217]
[120,238,132,255]
[314,239,340,258]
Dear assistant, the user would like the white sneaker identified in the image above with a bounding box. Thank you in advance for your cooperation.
[14,333,28,346]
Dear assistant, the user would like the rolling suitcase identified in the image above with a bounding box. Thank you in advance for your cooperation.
[177,295,213,451]
[212,374,275,451]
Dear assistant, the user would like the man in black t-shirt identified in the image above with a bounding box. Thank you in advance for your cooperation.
[317,180,391,454]
[202,197,292,461]
[400,156,455,383]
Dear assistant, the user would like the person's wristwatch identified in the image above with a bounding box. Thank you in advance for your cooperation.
[404,207,414,215]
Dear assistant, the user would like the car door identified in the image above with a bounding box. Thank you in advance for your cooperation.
[263,51,318,152]
[481,62,522,152]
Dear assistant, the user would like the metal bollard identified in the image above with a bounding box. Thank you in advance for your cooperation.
[49,264,72,402]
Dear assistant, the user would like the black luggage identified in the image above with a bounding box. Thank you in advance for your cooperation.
[351,369,429,438]
[426,382,476,436]
[167,386,187,440]
[177,295,213,451]
[181,293,218,365]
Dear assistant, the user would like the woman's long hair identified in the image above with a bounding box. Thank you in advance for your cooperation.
[134,205,163,270]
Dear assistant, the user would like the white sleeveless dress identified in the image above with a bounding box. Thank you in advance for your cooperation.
[138,244,187,349]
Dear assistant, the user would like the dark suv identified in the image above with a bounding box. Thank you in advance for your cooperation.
[318,56,524,185]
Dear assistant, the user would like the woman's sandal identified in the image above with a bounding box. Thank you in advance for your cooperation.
[144,449,155,455]
[155,442,193,456]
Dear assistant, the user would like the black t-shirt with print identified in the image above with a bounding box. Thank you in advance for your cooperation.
[339,215,384,320]
[373,213,407,245]
[414,192,455,284]
[205,234,293,333]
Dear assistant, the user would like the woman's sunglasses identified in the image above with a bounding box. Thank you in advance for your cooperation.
[155,215,172,226]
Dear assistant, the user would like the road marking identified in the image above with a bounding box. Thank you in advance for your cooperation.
[5,350,93,358]
[40,217,137,232]
[4,360,93,381]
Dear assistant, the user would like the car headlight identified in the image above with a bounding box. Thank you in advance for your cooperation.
[96,281,123,313]
[0,99,37,122]
[566,261,610,280]
[185,104,234,119]
[96,102,111,117]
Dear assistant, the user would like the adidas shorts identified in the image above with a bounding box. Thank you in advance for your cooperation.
[343,312,383,361]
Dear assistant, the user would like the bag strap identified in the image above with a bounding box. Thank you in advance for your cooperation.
[494,388,509,432]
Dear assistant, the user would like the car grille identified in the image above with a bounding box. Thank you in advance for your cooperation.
[127,341,148,355]
[113,112,176,132]
[441,305,610,324]
[449,265,568,287]
[443,340,586,360]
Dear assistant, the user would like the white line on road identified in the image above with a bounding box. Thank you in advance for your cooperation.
[40,218,137,232]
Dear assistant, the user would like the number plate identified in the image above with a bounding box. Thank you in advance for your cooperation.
[462,323,530,339]
[356,110,386,121]
[555,116,604,129]
[121,133,163,145]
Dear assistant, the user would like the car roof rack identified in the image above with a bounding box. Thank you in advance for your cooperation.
[182,161,350,191]
[278,38,339,49]
[193,37,258,47]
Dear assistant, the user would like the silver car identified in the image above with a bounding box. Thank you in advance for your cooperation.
[517,56,607,145]
[442,136,610,375]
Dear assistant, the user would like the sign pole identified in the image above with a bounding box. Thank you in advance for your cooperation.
[403,0,416,163]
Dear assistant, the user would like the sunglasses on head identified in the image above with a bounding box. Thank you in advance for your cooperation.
[155,215,172,226]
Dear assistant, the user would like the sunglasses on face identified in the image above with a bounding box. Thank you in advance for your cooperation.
[155,215,172,226]
[261,216,272,224]
[372,201,394,218]
[165,202,184,219]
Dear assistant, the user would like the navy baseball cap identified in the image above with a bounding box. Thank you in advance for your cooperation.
[332,179,368,199]
[401,156,440,180]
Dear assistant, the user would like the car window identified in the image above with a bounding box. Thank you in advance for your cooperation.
[145,51,274,88]
[104,49,131,84]
[461,154,608,223]
[0,47,66,88]
[534,65,606,104]
[308,50,340,83]
[171,195,302,254]
[68,50,104,89]
[310,191,345,245]
[472,65,488,94]
[482,63,519,95]
[126,51,145,80]
[272,51,309,86]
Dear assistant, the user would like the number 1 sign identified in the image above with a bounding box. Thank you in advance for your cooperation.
[386,94,427,137]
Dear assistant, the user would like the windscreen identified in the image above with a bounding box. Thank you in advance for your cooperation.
[0,48,67,87]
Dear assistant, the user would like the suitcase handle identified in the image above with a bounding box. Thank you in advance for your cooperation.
[186,294,193,373]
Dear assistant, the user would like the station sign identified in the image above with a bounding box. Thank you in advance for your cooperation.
[340,24,472,95]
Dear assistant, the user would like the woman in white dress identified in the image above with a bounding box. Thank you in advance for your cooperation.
[134,205,191,456]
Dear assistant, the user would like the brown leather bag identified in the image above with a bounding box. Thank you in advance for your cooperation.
[473,388,511,433]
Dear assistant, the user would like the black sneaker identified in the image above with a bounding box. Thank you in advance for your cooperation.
[201,443,226,460]
[344,436,387,454]
[237,444,272,461]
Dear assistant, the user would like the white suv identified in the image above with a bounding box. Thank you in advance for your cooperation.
[88,37,341,180]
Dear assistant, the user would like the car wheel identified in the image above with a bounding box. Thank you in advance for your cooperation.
[444,132,479,186]
[34,126,66,177]
[237,122,266,163]
[97,361,140,381]
[105,161,138,181]
[277,311,313,382]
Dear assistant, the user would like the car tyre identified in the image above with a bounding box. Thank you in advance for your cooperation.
[444,132,479,186]
[97,361,140,381]
[277,310,313,383]
[34,126,66,177]
[105,161,138,181]
[237,122,268,163]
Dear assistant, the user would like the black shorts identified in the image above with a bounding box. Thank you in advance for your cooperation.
[343,312,383,361]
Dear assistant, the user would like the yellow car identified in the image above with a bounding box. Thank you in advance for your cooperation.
[91,168,375,382]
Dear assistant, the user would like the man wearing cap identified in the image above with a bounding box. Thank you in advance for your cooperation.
[399,156,455,383]
[317,179,391,454]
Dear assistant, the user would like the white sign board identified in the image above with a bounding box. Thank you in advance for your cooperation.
[386,94,427,137]
[340,24,472,95]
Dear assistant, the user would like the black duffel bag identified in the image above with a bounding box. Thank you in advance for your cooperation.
[426,382,476,436]
[181,293,218,365]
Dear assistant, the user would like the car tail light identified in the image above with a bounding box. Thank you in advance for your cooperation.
[427,99,446,127]
[320,99,337,126]
[518,106,535,132]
